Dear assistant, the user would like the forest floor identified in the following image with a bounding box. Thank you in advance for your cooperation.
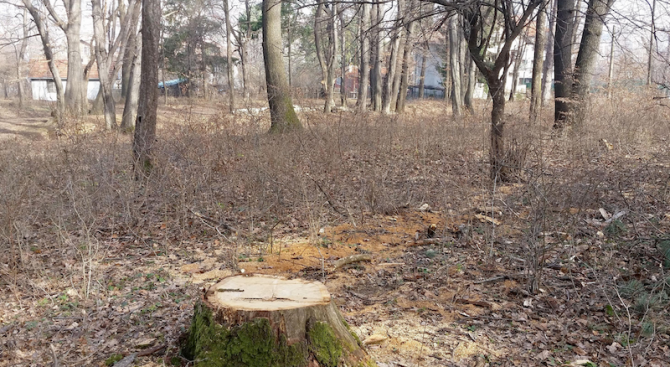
[1,96,669,367]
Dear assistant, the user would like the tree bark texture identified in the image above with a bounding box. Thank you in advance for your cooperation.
[530,1,548,121]
[541,0,556,103]
[92,0,116,129]
[263,0,301,132]
[23,0,64,118]
[182,275,371,367]
[133,0,161,176]
[569,0,614,125]
[449,16,463,116]
[121,35,141,130]
[339,9,347,108]
[224,0,235,113]
[371,1,383,111]
[464,57,476,113]
[356,3,371,112]
[553,0,575,127]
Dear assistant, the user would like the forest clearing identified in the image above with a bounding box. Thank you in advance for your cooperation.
[1,94,669,366]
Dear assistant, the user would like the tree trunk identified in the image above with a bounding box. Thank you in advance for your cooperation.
[23,0,64,118]
[263,0,301,132]
[396,14,416,113]
[339,9,347,109]
[464,58,476,113]
[371,1,383,112]
[382,0,403,114]
[553,0,575,128]
[647,0,655,86]
[63,0,85,116]
[224,0,235,113]
[314,1,336,113]
[541,0,556,104]
[17,9,29,109]
[122,28,137,99]
[356,3,370,112]
[242,0,251,101]
[508,34,526,101]
[569,0,614,125]
[530,1,548,122]
[489,79,507,181]
[449,16,463,117]
[182,275,372,367]
[608,26,615,99]
[133,0,161,176]
[121,36,141,130]
[92,0,116,130]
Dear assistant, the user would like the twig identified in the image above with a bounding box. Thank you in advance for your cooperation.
[50,344,58,367]
[333,254,372,270]
[310,178,346,217]
[112,353,137,367]
[407,238,444,247]
[137,344,167,357]
[473,275,510,284]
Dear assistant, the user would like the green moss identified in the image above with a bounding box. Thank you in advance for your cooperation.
[181,303,307,367]
[268,96,302,133]
[307,321,342,367]
[342,319,363,348]
[105,353,123,366]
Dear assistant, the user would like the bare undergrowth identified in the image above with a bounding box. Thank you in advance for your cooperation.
[1,95,669,366]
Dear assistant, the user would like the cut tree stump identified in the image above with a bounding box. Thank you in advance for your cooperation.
[182,274,375,367]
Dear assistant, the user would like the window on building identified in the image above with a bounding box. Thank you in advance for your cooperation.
[46,80,56,93]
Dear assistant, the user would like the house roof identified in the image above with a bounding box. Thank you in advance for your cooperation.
[28,59,99,80]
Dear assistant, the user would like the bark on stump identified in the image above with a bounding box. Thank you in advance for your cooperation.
[182,274,374,367]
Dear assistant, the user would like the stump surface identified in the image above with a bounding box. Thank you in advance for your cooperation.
[183,274,374,367]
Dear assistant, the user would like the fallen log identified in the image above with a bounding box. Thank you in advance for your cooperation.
[182,274,373,367]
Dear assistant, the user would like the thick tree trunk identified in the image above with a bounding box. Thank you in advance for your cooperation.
[224,0,235,113]
[121,36,141,130]
[541,0,556,104]
[553,0,575,128]
[263,0,301,132]
[182,275,371,367]
[356,3,371,112]
[92,0,116,129]
[371,1,383,111]
[530,2,548,121]
[133,0,161,176]
[449,16,463,117]
[63,0,85,116]
[569,0,614,125]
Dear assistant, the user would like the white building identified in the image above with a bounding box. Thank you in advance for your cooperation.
[28,59,101,101]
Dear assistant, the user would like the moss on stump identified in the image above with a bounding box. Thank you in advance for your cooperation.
[181,275,375,367]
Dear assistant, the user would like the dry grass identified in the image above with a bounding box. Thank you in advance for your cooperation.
[1,92,669,366]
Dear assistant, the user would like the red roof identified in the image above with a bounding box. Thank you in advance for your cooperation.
[28,59,99,80]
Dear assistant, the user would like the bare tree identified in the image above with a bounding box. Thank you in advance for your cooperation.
[396,1,418,113]
[339,7,348,108]
[22,0,64,117]
[530,0,548,121]
[133,0,161,175]
[553,0,575,127]
[356,2,371,111]
[371,0,382,111]
[16,8,29,109]
[568,0,614,124]
[121,35,140,130]
[41,0,86,115]
[263,0,300,132]
[449,15,462,116]
[382,0,403,113]
[315,0,337,112]
[224,0,235,112]
[541,0,556,103]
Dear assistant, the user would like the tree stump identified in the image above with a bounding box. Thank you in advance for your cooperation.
[182,274,375,367]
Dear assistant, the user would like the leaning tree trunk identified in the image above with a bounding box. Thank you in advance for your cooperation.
[263,0,301,132]
[553,0,575,128]
[356,3,371,112]
[569,0,614,125]
[530,1,548,122]
[121,36,141,130]
[182,275,373,367]
[133,0,161,176]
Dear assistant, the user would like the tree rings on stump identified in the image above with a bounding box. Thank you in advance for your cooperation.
[182,274,375,367]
